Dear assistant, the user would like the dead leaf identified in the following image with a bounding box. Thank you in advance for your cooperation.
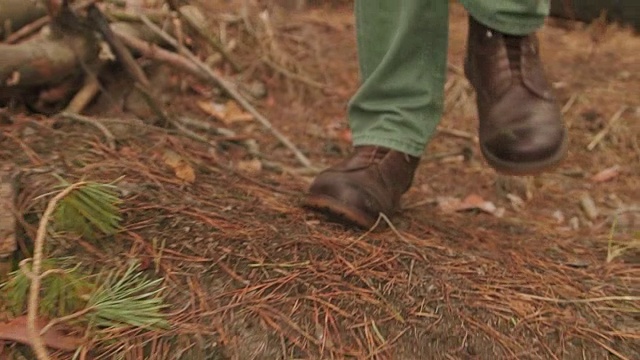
[438,194,504,217]
[0,316,82,351]
[197,100,254,125]
[224,100,254,124]
[506,193,525,211]
[591,165,621,182]
[197,100,225,120]
[437,196,463,213]
[458,194,487,211]
[163,150,196,183]
[189,83,212,96]
[162,150,182,168]
[553,210,565,224]
[579,193,599,220]
[237,159,262,173]
[175,164,196,183]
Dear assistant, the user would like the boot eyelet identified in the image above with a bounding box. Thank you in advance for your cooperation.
[485,30,493,38]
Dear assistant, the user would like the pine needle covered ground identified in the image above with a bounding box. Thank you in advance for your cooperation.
[1,1,638,359]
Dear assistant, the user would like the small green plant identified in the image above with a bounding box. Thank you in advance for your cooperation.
[52,176,123,239]
[0,260,169,328]
[1,177,168,358]
[87,261,170,330]
[1,258,93,318]
[606,217,640,263]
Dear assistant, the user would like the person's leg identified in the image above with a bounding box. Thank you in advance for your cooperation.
[459,0,568,175]
[458,0,548,35]
[304,0,449,228]
[348,0,449,157]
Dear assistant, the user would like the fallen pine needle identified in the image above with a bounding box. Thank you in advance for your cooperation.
[518,293,640,304]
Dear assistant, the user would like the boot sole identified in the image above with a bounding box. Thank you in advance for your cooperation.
[481,130,569,176]
[303,195,377,229]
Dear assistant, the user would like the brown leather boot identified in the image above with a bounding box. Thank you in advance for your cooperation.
[465,16,568,175]
[304,146,419,228]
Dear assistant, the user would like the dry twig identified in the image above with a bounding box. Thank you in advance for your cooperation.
[57,112,116,150]
[176,5,243,72]
[63,74,102,114]
[587,106,628,151]
[20,181,86,360]
[137,15,313,168]
[4,0,99,44]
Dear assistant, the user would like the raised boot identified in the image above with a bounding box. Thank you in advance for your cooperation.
[465,16,568,175]
[304,146,419,228]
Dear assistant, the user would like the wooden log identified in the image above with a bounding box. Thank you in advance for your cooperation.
[0,0,48,39]
[0,35,95,88]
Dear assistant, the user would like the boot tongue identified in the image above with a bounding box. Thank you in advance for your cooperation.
[348,146,387,162]
[328,146,387,171]
[367,147,390,162]
[330,146,409,172]
[359,146,417,164]
[507,35,555,101]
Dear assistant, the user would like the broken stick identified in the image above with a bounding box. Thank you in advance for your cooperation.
[587,106,628,151]
[137,15,313,169]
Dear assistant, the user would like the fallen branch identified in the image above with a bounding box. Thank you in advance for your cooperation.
[177,115,253,150]
[137,15,313,168]
[0,7,164,104]
[87,5,150,88]
[0,2,102,100]
[115,31,203,77]
[63,73,101,113]
[262,56,327,89]
[0,35,96,90]
[3,0,99,44]
[177,5,243,72]
[561,93,579,114]
[0,0,48,40]
[4,15,50,44]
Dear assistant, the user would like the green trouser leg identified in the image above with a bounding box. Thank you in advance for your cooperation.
[348,0,549,157]
[460,0,550,35]
[348,0,449,157]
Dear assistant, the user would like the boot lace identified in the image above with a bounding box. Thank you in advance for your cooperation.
[504,35,526,81]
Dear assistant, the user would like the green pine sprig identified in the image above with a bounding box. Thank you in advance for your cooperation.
[87,261,170,330]
[52,176,123,239]
[0,258,93,318]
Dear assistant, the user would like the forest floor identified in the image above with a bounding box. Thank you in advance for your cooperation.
[1,2,639,359]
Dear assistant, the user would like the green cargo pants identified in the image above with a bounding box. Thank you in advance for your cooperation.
[349,0,550,157]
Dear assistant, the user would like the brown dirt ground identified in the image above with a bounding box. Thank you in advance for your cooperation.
[1,2,639,359]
